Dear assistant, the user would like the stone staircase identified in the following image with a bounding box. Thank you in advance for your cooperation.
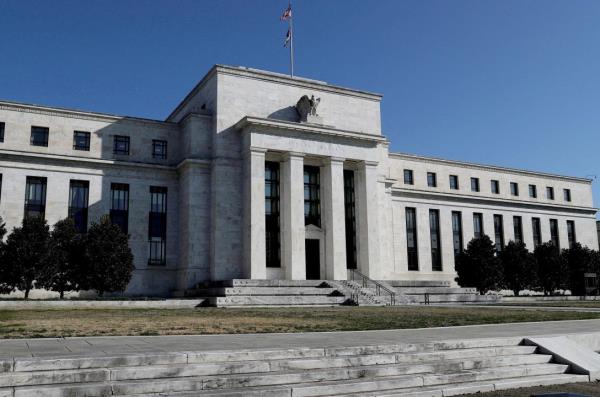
[0,337,588,396]
[389,281,502,304]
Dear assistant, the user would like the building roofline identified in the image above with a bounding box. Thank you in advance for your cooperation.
[389,151,593,183]
[166,64,383,122]
[0,99,176,127]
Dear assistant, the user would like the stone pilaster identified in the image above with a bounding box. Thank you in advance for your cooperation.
[322,157,347,280]
[281,152,306,280]
[355,160,381,278]
[242,147,267,279]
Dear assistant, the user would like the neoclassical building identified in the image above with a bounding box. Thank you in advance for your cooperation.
[0,65,597,296]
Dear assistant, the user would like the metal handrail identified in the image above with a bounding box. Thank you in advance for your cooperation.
[349,269,396,305]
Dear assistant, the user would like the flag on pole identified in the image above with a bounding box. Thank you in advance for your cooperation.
[284,29,291,47]
[280,5,292,21]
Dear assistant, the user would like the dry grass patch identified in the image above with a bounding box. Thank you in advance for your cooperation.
[0,306,599,338]
[461,381,600,396]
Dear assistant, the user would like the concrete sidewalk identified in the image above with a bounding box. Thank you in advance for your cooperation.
[2,319,600,360]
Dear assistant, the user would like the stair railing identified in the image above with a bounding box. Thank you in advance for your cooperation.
[349,269,396,305]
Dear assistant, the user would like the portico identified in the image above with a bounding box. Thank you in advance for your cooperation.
[238,116,386,281]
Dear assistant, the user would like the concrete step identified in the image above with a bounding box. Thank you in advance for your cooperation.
[183,287,341,297]
[387,281,451,288]
[210,295,348,307]
[396,287,478,294]
[199,279,331,288]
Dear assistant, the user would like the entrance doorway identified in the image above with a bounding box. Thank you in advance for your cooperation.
[305,239,320,280]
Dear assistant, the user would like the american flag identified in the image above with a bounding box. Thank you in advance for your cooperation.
[280,5,292,21]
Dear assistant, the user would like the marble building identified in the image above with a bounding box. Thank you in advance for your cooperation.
[0,65,597,296]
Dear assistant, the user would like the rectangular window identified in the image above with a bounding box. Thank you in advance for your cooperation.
[452,211,463,256]
[0,122,4,142]
[24,176,47,219]
[550,219,560,249]
[547,187,555,200]
[510,182,519,196]
[473,213,484,239]
[494,214,504,252]
[427,172,437,187]
[404,169,414,185]
[563,189,571,202]
[30,126,49,147]
[73,131,90,151]
[113,135,130,155]
[344,170,357,270]
[567,220,576,248]
[429,209,442,271]
[532,217,542,248]
[405,207,418,271]
[110,183,129,234]
[152,140,167,159]
[529,184,537,198]
[68,180,89,233]
[265,162,281,268]
[304,166,321,227]
[449,175,459,190]
[491,180,500,194]
[471,177,480,192]
[148,186,167,265]
[513,216,523,244]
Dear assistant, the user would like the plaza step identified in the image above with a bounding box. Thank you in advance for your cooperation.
[388,281,502,304]
[0,336,591,396]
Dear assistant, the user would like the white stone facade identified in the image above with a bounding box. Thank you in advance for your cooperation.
[0,65,596,296]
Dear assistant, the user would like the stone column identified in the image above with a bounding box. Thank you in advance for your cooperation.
[322,157,347,280]
[281,152,306,280]
[355,161,381,278]
[242,147,267,279]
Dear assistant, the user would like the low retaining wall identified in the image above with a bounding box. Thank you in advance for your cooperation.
[0,299,202,310]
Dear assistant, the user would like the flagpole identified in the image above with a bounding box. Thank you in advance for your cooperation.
[289,0,294,77]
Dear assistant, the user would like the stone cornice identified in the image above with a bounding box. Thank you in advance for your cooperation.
[175,158,212,170]
[390,152,593,184]
[392,187,598,216]
[0,100,177,129]
[235,116,387,144]
[0,149,176,172]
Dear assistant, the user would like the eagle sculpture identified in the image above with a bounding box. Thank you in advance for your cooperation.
[296,95,321,122]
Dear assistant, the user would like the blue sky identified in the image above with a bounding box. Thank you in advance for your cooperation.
[1,1,599,212]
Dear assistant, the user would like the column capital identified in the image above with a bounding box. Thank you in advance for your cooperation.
[324,156,346,165]
[245,146,268,155]
[282,151,305,161]
[361,160,379,168]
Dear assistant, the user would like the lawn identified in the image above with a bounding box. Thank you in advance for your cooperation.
[496,301,600,308]
[462,381,600,396]
[1,306,600,338]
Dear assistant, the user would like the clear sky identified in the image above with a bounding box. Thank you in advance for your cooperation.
[1,1,599,213]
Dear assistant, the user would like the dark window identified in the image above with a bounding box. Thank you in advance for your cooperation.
[529,184,537,198]
[513,216,523,244]
[452,211,463,256]
[110,183,129,234]
[471,177,480,192]
[265,162,281,268]
[427,172,437,187]
[148,186,167,265]
[344,170,357,270]
[24,176,47,219]
[547,187,554,200]
[304,166,320,227]
[152,140,167,159]
[550,219,560,249]
[73,131,90,151]
[532,218,542,247]
[449,175,459,190]
[567,220,576,248]
[510,182,519,196]
[473,213,484,239]
[563,189,571,202]
[404,169,414,185]
[429,209,442,271]
[491,180,500,194]
[493,214,504,252]
[0,122,4,142]
[30,126,49,147]
[406,208,418,270]
[113,135,130,155]
[69,180,89,233]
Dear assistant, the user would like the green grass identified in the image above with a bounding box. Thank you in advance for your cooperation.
[496,301,600,308]
[0,306,600,338]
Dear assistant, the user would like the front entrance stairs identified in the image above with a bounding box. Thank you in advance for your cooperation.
[0,337,589,396]
[173,278,501,307]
